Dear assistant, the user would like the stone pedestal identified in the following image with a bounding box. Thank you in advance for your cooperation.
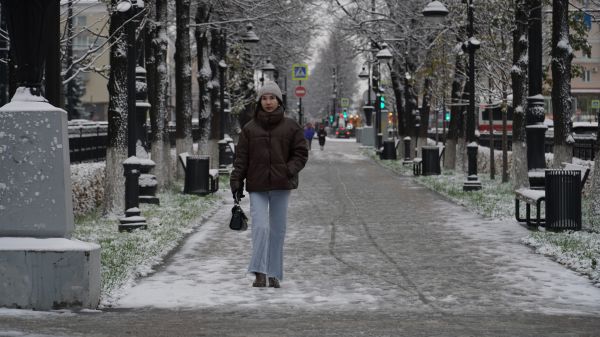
[0,89,101,309]
[0,238,100,310]
[0,90,73,237]
[463,142,482,191]
[361,126,375,147]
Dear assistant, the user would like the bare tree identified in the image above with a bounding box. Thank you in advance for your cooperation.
[174,0,193,177]
[103,1,128,214]
[145,0,171,190]
[551,0,574,167]
[511,0,529,190]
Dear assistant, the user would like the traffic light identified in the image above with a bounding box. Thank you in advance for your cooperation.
[329,115,334,124]
[380,95,386,109]
[445,111,450,122]
[343,109,347,119]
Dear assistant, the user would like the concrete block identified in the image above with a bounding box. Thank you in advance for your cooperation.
[0,93,73,237]
[361,126,375,147]
[0,238,101,310]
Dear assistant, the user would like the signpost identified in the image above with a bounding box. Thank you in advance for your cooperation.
[294,86,306,97]
[340,98,349,108]
[292,64,309,124]
[292,64,309,81]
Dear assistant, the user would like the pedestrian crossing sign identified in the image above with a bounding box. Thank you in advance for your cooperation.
[292,64,309,81]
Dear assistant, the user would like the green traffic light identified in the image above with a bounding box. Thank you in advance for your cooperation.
[445,111,450,122]
[380,96,385,109]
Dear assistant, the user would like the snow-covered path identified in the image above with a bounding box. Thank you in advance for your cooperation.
[6,139,600,337]
[114,139,600,316]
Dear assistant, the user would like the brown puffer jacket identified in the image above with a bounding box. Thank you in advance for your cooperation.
[230,106,308,192]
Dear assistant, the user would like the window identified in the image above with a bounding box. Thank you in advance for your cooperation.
[74,35,89,50]
[75,16,87,27]
[582,70,592,82]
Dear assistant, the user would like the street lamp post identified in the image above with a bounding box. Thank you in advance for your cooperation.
[423,0,450,149]
[331,67,337,128]
[358,64,373,127]
[240,23,260,130]
[375,42,393,150]
[462,0,482,191]
[218,56,228,171]
[118,0,147,231]
[526,0,547,187]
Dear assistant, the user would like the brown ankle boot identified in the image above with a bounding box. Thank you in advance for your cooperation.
[268,277,280,288]
[252,273,266,287]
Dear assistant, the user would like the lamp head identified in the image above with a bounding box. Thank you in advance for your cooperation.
[422,1,449,25]
[242,23,260,44]
[376,42,393,66]
[116,0,132,12]
[358,66,369,79]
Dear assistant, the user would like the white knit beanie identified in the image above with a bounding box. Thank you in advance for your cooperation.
[256,80,283,102]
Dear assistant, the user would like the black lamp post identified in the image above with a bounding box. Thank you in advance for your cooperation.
[526,0,547,187]
[331,67,337,127]
[358,64,373,127]
[218,57,228,171]
[240,23,259,130]
[118,0,147,231]
[375,42,392,149]
[422,1,449,153]
[461,0,482,191]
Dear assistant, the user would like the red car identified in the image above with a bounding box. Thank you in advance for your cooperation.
[335,127,351,138]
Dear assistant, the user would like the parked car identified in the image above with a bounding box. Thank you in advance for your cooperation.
[335,127,351,138]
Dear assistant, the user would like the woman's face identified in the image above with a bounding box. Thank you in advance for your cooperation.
[260,94,279,112]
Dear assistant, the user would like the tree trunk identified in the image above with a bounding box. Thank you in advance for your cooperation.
[146,0,171,190]
[194,3,212,156]
[444,51,465,170]
[175,0,193,177]
[203,26,221,167]
[103,3,128,214]
[551,0,573,167]
[419,77,432,151]
[390,66,405,157]
[64,1,79,120]
[404,58,418,158]
[511,0,529,189]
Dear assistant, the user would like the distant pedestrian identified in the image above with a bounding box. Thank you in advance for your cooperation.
[304,123,315,150]
[317,125,327,150]
[230,80,309,289]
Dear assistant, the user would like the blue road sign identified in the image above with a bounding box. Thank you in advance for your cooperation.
[292,63,308,81]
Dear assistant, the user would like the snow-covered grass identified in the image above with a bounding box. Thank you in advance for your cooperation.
[369,147,600,287]
[71,179,221,305]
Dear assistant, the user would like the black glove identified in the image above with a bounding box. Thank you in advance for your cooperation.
[231,181,245,201]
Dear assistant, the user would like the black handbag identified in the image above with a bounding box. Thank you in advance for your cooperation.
[229,201,248,231]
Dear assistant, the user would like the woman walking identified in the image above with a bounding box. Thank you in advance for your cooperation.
[230,81,309,288]
[317,125,327,150]
[304,122,315,150]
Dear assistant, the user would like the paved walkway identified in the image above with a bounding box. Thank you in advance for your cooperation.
[3,139,600,336]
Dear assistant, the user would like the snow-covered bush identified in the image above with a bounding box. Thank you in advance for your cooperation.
[71,162,105,217]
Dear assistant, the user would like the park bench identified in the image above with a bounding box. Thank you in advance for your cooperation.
[515,162,589,229]
[413,145,445,176]
[178,152,219,195]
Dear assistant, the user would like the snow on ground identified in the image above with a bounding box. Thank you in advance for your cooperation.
[113,140,600,315]
[114,196,380,311]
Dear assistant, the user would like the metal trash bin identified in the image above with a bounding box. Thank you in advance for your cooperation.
[545,169,581,230]
[381,140,396,160]
[422,146,441,175]
[184,155,211,195]
[218,139,235,168]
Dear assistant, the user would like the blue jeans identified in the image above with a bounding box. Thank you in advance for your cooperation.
[248,190,291,281]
